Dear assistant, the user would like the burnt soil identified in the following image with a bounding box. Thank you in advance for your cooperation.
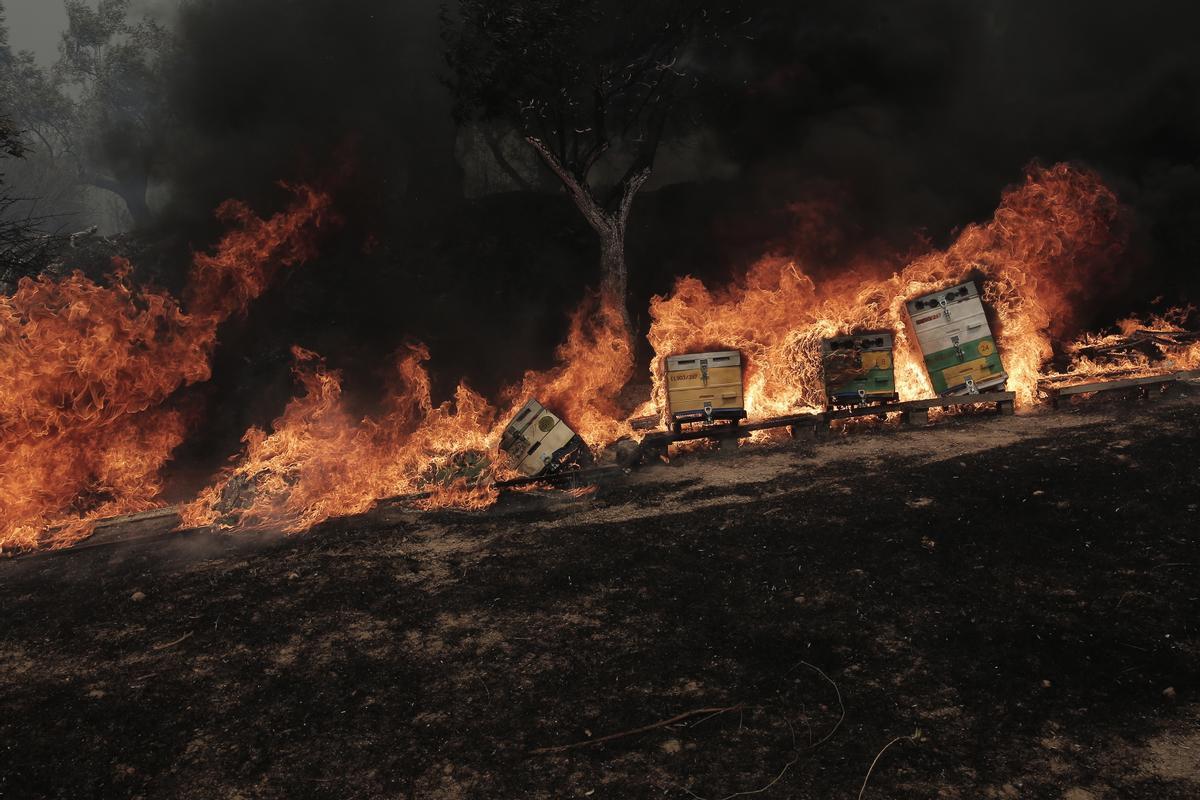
[2,395,1199,799]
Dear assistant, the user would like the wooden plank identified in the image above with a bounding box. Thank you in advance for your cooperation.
[638,412,825,447]
[824,404,896,421]
[1048,371,1186,398]
[889,391,1016,411]
[826,391,1015,419]
[91,506,181,532]
[628,415,660,432]
[904,408,929,425]
[742,412,826,433]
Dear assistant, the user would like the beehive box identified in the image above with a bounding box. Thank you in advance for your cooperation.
[821,331,898,408]
[665,350,746,430]
[499,399,589,477]
[904,281,1007,395]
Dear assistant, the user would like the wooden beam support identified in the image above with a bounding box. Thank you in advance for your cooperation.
[904,408,929,426]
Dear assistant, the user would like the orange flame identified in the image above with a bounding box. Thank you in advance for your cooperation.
[13,162,1185,546]
[181,291,634,532]
[646,163,1125,415]
[1051,306,1200,384]
[0,186,331,552]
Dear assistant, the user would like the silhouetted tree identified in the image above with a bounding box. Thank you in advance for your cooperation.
[443,0,744,334]
[0,0,172,228]
[0,9,61,286]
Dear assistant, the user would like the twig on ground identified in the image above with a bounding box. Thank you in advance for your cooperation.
[679,716,800,800]
[152,632,193,651]
[530,704,743,755]
[798,660,845,748]
[858,730,921,800]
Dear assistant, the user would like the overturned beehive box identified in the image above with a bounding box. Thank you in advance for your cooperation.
[821,332,899,409]
[499,399,591,478]
[665,350,747,434]
[904,281,1007,396]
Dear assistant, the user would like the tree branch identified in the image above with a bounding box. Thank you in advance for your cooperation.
[616,166,652,233]
[481,126,536,192]
[525,135,611,235]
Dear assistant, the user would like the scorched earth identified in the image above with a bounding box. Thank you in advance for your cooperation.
[1,394,1197,799]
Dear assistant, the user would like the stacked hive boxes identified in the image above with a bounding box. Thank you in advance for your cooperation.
[665,351,746,433]
[821,332,898,408]
[904,281,1007,395]
[500,399,589,477]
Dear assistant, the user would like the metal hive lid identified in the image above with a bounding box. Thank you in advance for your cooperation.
[905,280,980,315]
[665,350,741,371]
[821,331,894,352]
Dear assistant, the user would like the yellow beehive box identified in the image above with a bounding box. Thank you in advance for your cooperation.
[665,350,746,431]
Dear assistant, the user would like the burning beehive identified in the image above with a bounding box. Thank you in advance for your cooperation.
[499,399,591,477]
[665,350,746,433]
[905,281,1008,396]
[821,332,898,409]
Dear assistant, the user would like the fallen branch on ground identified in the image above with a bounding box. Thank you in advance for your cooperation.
[858,729,921,799]
[529,704,743,755]
[798,660,845,748]
[678,716,800,800]
[151,632,194,651]
[676,662,846,799]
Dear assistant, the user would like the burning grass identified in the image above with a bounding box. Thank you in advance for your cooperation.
[0,186,331,552]
[5,163,1200,552]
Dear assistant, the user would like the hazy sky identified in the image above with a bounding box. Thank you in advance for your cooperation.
[3,0,67,65]
[4,0,177,65]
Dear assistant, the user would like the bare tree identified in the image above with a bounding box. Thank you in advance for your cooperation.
[0,0,172,228]
[0,115,64,289]
[443,0,743,335]
[0,10,63,286]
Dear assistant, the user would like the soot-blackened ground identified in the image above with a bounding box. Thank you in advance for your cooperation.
[1,398,1198,799]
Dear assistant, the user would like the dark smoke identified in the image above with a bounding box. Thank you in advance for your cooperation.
[149,0,1200,489]
[672,0,1200,311]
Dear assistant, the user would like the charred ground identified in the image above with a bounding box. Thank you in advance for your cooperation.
[2,395,1198,799]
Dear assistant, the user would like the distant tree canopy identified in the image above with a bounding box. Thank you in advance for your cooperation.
[443,0,745,330]
[0,10,58,287]
[0,0,172,228]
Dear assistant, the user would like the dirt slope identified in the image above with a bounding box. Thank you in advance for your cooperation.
[2,395,1198,799]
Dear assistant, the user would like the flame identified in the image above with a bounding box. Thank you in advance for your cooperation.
[647,163,1125,415]
[181,291,634,532]
[13,161,1193,547]
[1049,306,1200,385]
[0,186,331,552]
[180,163,1161,537]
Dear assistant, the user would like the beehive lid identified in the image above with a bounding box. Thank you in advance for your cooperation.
[905,280,979,316]
[504,397,545,436]
[665,351,741,371]
[822,331,894,353]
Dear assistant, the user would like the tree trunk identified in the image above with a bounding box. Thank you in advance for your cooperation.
[117,180,151,228]
[598,225,634,335]
[524,135,650,342]
[86,172,152,228]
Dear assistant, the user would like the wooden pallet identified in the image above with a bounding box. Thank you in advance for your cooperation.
[1040,369,1200,408]
[636,393,1015,456]
[27,376,1177,558]
[637,412,825,459]
[831,391,1017,426]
